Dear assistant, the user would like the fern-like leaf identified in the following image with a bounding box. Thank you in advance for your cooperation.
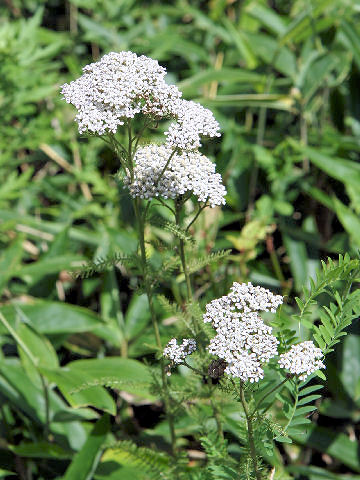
[105,440,171,479]
[70,252,139,279]
[150,216,195,244]
[188,250,231,274]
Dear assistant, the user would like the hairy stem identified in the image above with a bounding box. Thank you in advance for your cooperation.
[207,378,224,440]
[239,382,261,480]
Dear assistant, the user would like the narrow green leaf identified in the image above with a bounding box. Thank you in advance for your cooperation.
[0,235,23,294]
[246,4,286,36]
[62,414,110,480]
[298,394,322,406]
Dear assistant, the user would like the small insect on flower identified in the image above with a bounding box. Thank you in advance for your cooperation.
[208,359,227,380]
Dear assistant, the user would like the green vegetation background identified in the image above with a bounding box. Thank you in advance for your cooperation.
[0,0,360,479]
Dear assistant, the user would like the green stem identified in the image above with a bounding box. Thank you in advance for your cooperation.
[124,120,177,455]
[134,198,177,455]
[175,203,193,303]
[155,148,177,187]
[183,359,206,376]
[250,376,290,418]
[239,382,261,480]
[206,377,224,440]
[185,204,206,234]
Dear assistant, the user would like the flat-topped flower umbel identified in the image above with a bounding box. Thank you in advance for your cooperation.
[278,341,325,380]
[61,51,181,135]
[163,338,197,365]
[61,51,220,150]
[204,282,283,382]
[124,144,226,207]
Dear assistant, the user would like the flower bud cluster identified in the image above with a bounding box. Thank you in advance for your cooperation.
[204,282,283,383]
[124,144,226,207]
[278,341,325,381]
[163,338,197,364]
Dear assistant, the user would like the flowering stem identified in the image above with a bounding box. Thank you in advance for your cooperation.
[182,359,206,376]
[155,148,177,188]
[124,121,177,456]
[239,382,261,480]
[175,201,193,303]
[185,204,206,234]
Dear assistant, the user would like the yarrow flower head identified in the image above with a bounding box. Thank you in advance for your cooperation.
[204,282,283,383]
[278,341,325,381]
[61,51,181,135]
[163,338,197,365]
[165,100,221,150]
[124,144,226,207]
[61,51,221,151]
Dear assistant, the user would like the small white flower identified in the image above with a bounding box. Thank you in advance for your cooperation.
[124,144,226,207]
[163,338,197,365]
[278,341,325,381]
[203,283,283,382]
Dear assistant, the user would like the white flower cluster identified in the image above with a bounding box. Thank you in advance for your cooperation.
[61,51,220,151]
[165,100,220,150]
[124,144,226,207]
[61,51,181,135]
[163,338,197,364]
[278,341,325,381]
[204,282,283,383]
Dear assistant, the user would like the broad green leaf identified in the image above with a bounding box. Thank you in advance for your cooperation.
[19,255,85,282]
[222,18,257,69]
[16,321,58,369]
[40,367,116,415]
[0,209,101,246]
[62,414,110,480]
[340,20,360,70]
[291,142,360,190]
[99,268,124,342]
[0,301,103,335]
[95,464,142,480]
[0,362,87,449]
[202,93,294,111]
[124,293,150,340]
[340,334,360,401]
[9,441,72,459]
[67,357,154,399]
[291,425,360,472]
[246,3,286,36]
[283,234,308,291]
[0,470,16,478]
[288,465,360,480]
[333,197,360,246]
[246,32,297,78]
[177,68,266,96]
